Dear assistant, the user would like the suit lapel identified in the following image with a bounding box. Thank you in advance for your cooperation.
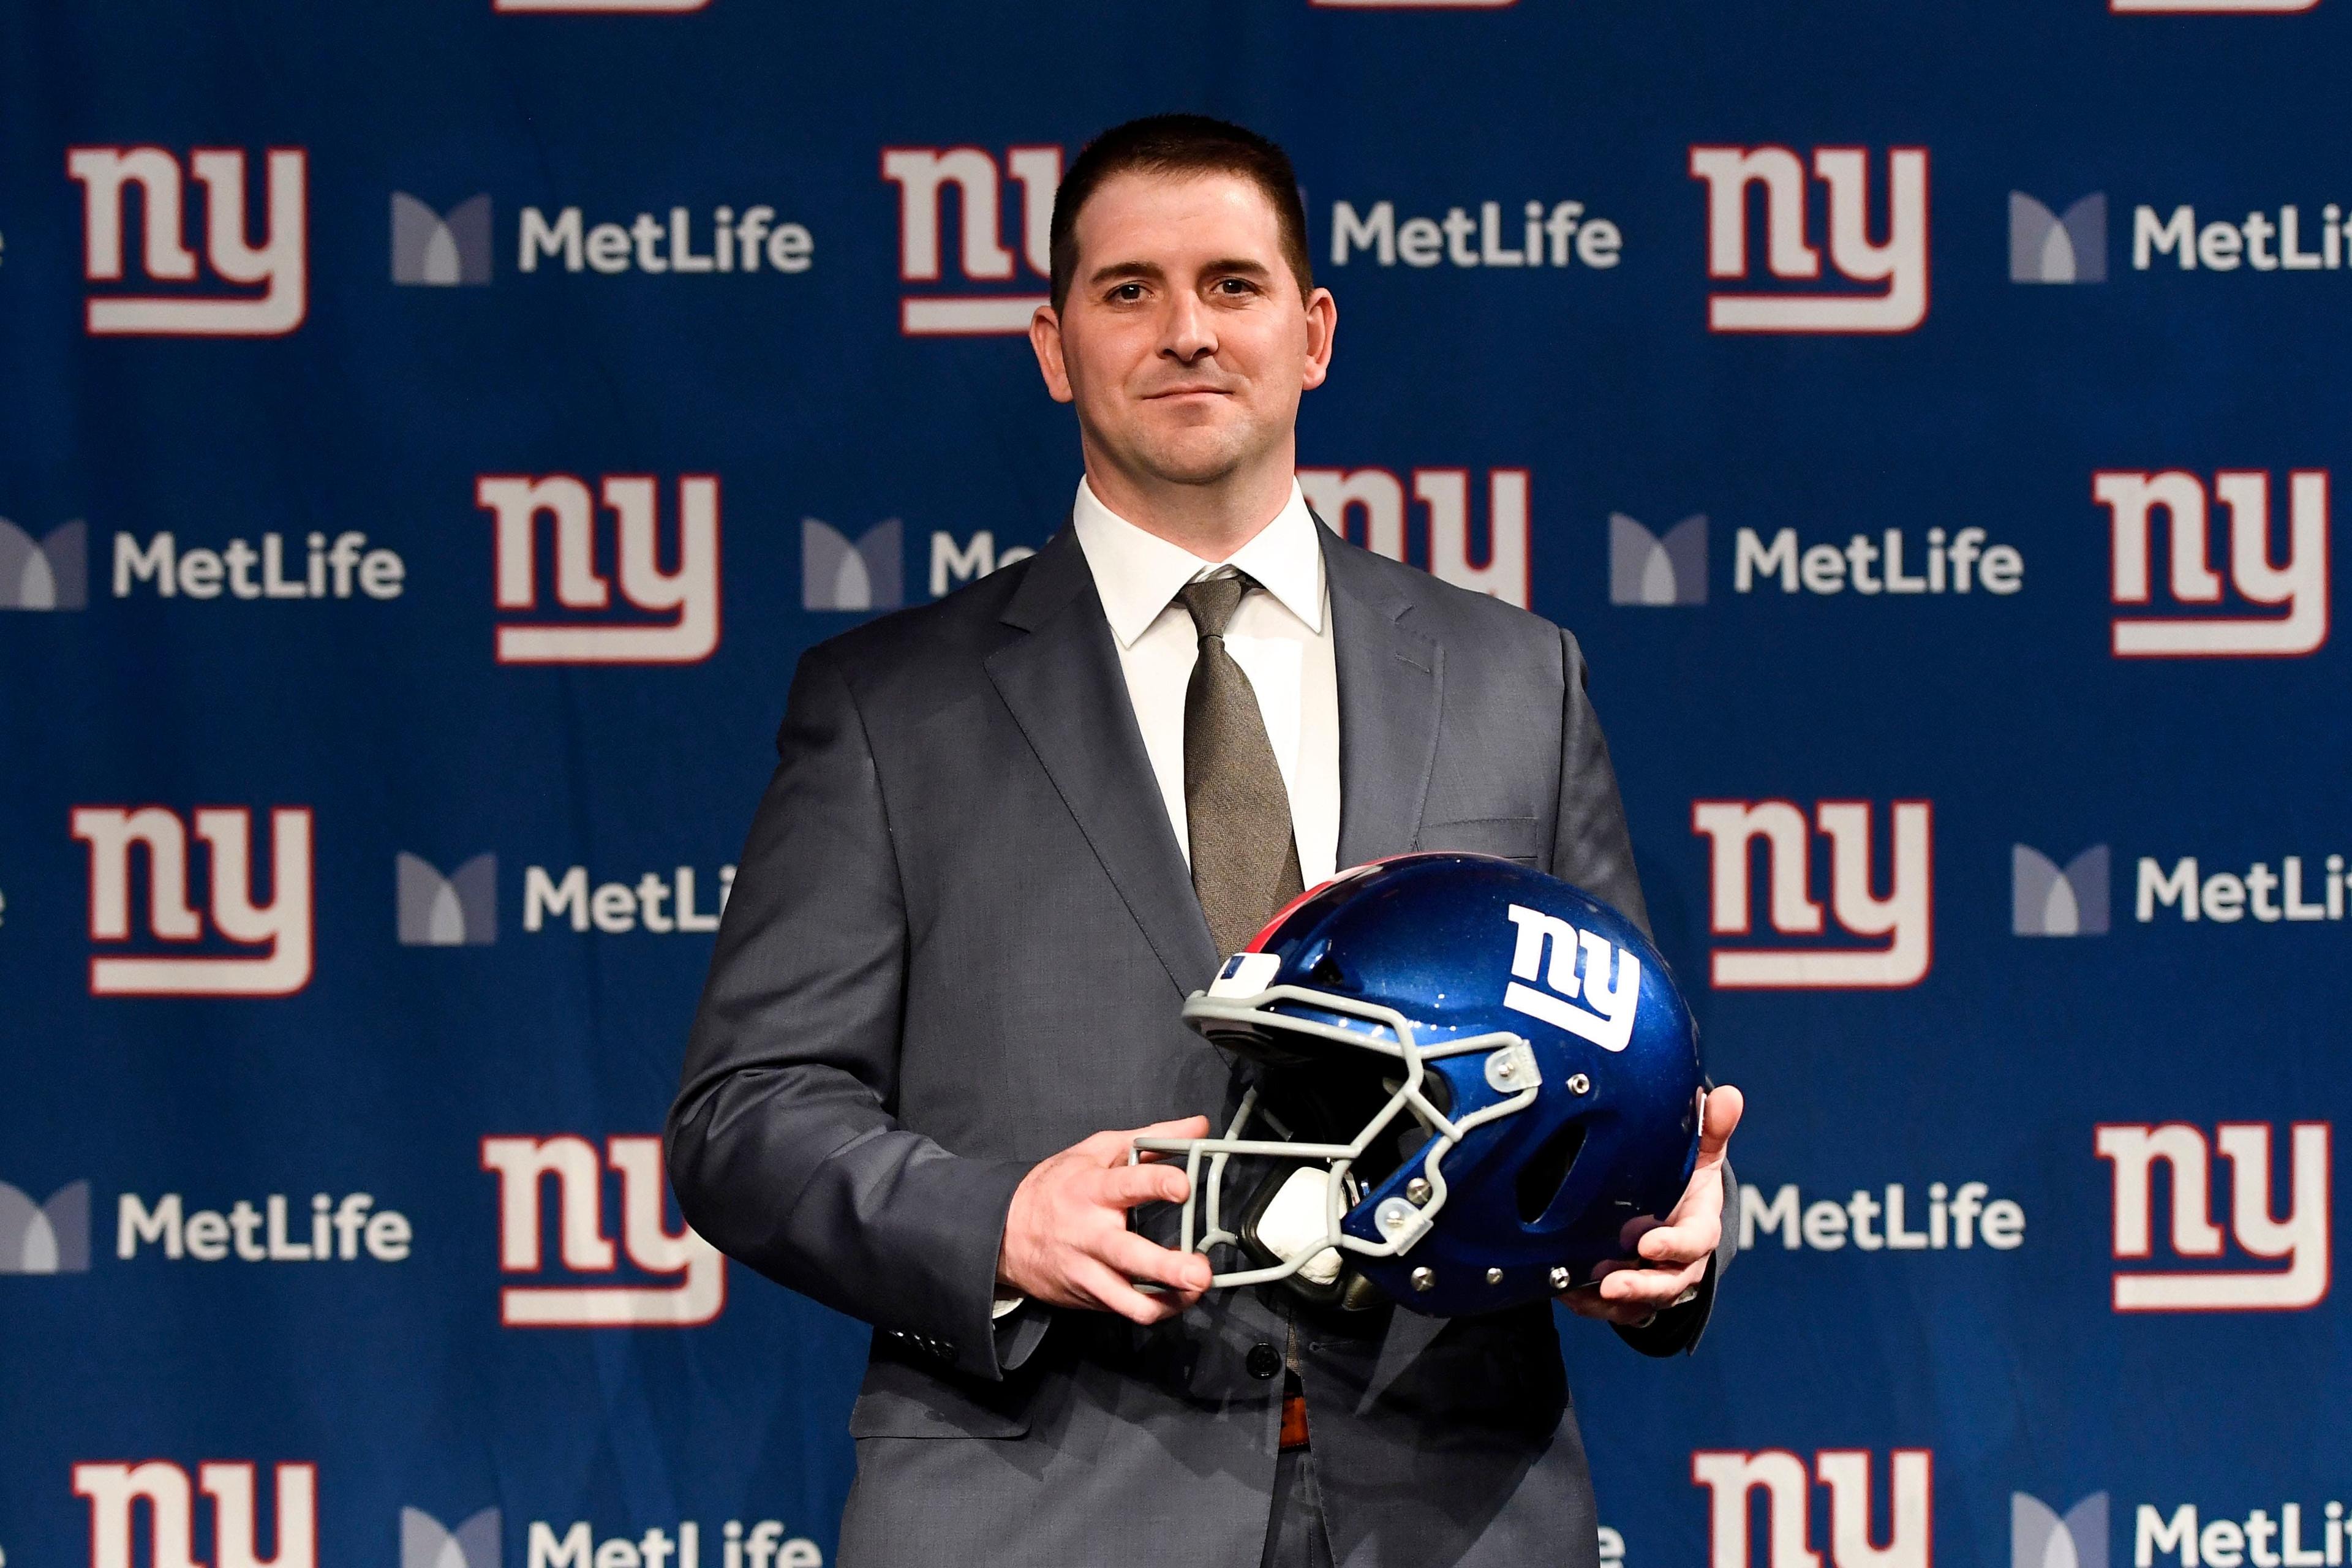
[986,529,1222,998]
[1321,519,1443,869]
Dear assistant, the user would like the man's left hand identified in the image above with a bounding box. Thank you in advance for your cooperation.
[1560,1084,1744,1327]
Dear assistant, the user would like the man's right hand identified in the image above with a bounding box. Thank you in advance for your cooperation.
[997,1116,1216,1325]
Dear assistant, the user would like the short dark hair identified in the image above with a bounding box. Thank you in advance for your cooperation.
[1048,114,1314,312]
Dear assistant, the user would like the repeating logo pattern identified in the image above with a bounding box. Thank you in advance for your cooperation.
[10,9,2346,1568]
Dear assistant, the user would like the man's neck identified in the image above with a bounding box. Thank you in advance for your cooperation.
[1079,445,1296,564]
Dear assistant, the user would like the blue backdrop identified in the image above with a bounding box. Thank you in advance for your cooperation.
[3,4,2344,1567]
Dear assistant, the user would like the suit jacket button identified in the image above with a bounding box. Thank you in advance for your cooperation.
[1245,1343,1281,1381]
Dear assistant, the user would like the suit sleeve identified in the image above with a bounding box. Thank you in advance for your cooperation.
[1547,628,1730,1358]
[666,645,1033,1382]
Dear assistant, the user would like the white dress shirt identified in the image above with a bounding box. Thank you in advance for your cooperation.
[1069,475,1341,891]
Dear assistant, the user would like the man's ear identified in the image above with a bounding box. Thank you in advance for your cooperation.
[1300,287,1337,393]
[1031,303,1075,404]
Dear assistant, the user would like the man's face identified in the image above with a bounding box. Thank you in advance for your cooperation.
[1032,170,1335,492]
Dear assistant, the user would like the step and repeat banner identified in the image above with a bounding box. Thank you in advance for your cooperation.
[2,2,2344,1566]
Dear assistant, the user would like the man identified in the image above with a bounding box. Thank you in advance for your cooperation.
[668,114,1741,1568]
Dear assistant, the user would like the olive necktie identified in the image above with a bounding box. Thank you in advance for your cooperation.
[1176,570,1305,958]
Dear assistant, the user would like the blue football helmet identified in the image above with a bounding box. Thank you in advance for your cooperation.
[1133,851,1703,1317]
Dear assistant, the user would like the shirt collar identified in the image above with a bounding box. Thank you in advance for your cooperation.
[1069,476,1325,648]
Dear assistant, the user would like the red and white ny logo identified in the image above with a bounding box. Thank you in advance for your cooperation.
[1297,467,1531,609]
[72,807,313,997]
[1692,801,1932,989]
[2093,469,2329,657]
[67,146,306,336]
[1687,146,1928,334]
[2095,1121,2330,1311]
[1692,1450,1932,1568]
[477,474,721,664]
[882,145,1061,335]
[75,1461,315,1568]
[481,1134,725,1327]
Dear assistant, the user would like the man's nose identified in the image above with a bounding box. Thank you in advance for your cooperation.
[1159,291,1216,363]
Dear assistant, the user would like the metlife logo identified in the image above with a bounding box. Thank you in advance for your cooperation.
[1326,198,1623,271]
[1741,1178,2025,1253]
[2007,841,2352,931]
[1613,514,2025,605]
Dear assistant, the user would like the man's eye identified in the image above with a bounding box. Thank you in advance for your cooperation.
[1110,283,1145,302]
[1215,278,1256,295]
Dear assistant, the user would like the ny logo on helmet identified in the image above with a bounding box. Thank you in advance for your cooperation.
[1502,903,1640,1051]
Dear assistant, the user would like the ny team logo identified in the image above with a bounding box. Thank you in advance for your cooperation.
[1689,146,1929,333]
[403,1507,500,1568]
[2015,1492,2106,1568]
[396,853,497,946]
[883,145,1061,334]
[391,194,492,285]
[803,518,903,611]
[2010,193,2106,284]
[0,1179,91,1273]
[1297,467,1530,608]
[1692,1450,1932,1568]
[1692,801,1932,988]
[76,1462,315,1568]
[1610,514,1708,606]
[0,518,88,609]
[2012,844,2109,937]
[477,475,720,664]
[72,807,313,997]
[2096,1121,2329,1311]
[67,147,306,336]
[2094,469,2328,657]
[1502,903,1642,1052]
[481,1135,725,1326]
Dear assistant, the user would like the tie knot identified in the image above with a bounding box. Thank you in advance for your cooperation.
[1176,570,1253,640]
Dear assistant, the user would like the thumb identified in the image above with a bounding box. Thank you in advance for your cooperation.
[1697,1085,1744,1163]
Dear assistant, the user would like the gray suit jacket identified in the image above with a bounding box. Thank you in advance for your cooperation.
[667,518,1728,1568]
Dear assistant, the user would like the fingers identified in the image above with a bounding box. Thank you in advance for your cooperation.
[1082,1115,1215,1166]
[1558,1284,1662,1326]
[1591,1256,1705,1310]
[1096,1161,1191,1209]
[1071,1255,1192,1326]
[1637,1181,1723,1264]
[1696,1084,1744,1164]
[1100,1229,1213,1294]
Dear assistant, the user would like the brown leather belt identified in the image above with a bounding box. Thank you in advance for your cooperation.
[1279,1392,1311,1450]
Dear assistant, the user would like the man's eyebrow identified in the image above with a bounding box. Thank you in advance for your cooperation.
[1087,260,1166,286]
[1084,257,1276,287]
